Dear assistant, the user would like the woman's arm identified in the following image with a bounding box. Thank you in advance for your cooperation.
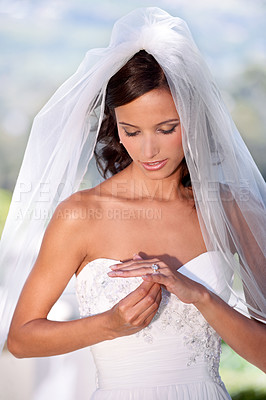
[8,281,161,358]
[108,257,266,372]
[7,197,161,358]
[195,290,266,372]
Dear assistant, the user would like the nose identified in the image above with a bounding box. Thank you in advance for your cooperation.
[141,134,160,160]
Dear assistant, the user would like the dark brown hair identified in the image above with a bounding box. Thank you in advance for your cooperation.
[94,50,191,188]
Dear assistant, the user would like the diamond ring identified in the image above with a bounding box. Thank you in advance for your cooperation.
[151,263,160,273]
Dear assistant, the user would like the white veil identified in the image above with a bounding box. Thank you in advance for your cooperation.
[0,7,265,352]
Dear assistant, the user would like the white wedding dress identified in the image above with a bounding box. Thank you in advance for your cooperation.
[75,252,233,399]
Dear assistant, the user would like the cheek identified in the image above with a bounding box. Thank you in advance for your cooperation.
[118,132,138,159]
[166,130,183,154]
[122,139,138,159]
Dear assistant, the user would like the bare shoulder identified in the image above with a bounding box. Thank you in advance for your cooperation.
[53,186,106,225]
[45,170,130,258]
[36,188,104,274]
[48,180,117,236]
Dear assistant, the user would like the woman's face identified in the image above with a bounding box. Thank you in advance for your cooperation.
[115,88,184,180]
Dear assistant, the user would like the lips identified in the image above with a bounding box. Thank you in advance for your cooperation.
[140,159,168,171]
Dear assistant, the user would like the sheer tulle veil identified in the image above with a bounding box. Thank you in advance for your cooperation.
[0,7,265,352]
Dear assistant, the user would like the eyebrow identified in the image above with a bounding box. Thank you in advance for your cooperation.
[118,119,179,128]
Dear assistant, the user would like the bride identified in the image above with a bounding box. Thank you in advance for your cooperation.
[1,7,265,400]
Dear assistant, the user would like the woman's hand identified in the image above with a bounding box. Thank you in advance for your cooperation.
[108,254,208,306]
[107,279,162,338]
[108,255,266,372]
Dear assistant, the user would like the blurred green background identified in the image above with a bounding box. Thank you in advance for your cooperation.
[0,0,265,399]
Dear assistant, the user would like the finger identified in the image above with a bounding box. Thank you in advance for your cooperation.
[133,253,143,260]
[142,273,169,286]
[109,261,165,274]
[143,285,162,314]
[131,282,161,315]
[134,287,162,326]
[108,266,156,278]
[121,261,163,271]
[108,262,169,277]
[119,280,156,307]
[110,260,148,270]
[110,257,161,270]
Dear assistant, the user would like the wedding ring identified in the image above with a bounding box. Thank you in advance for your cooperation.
[151,263,160,273]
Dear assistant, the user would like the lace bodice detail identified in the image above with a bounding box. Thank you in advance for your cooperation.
[75,252,233,389]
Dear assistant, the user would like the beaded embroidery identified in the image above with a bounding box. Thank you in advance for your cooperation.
[76,259,224,385]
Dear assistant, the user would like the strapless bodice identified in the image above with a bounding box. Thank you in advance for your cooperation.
[75,252,233,399]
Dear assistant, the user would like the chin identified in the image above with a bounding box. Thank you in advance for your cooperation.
[141,162,181,179]
[142,168,177,181]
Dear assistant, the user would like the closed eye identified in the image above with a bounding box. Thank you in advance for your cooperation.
[122,122,179,137]
[123,128,140,137]
[158,123,179,134]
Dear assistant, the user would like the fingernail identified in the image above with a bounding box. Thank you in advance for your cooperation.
[142,275,150,280]
[133,254,142,259]
[108,270,123,276]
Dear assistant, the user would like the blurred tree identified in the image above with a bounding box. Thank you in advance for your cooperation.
[230,64,266,179]
[232,389,266,400]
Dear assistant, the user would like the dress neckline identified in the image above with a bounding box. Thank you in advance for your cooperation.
[76,251,215,281]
